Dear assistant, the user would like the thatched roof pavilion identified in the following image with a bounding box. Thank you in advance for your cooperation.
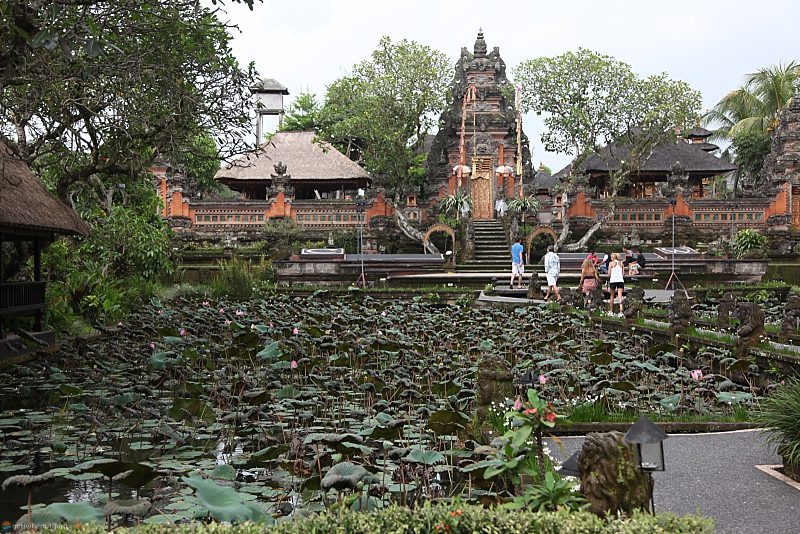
[215,131,371,200]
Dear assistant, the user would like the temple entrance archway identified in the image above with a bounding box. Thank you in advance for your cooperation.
[526,226,557,263]
[423,223,456,259]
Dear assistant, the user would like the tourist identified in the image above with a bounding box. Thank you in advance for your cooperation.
[589,251,600,266]
[598,252,610,274]
[608,253,625,315]
[543,245,561,302]
[578,257,600,306]
[627,248,646,276]
[510,237,524,289]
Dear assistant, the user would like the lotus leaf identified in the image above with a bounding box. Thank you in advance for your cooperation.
[183,476,253,523]
[321,461,371,491]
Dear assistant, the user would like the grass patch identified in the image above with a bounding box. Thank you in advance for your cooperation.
[566,402,751,423]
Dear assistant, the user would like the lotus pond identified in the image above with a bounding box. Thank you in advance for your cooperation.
[0,293,759,524]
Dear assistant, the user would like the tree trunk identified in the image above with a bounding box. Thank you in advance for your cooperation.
[393,204,439,254]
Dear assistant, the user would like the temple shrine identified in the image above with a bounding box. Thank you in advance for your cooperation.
[426,30,533,219]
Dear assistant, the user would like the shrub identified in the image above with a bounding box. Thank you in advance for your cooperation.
[756,378,800,467]
[732,229,767,259]
[209,257,273,299]
[50,505,713,533]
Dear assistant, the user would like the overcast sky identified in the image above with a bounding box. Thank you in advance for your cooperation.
[216,0,799,172]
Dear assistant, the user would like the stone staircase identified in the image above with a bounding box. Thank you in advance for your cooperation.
[458,220,510,272]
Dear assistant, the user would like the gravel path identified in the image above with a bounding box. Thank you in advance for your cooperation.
[548,430,800,534]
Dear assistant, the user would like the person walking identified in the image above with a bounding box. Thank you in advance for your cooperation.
[608,252,625,315]
[510,237,524,289]
[543,245,561,302]
[578,257,600,306]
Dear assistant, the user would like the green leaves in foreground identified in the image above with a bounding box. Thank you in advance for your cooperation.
[183,477,270,524]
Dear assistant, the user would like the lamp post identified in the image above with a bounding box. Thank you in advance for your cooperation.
[355,198,369,289]
[624,415,668,514]
[249,78,289,144]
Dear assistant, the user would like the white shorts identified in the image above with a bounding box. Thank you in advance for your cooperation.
[546,273,558,286]
[512,262,525,275]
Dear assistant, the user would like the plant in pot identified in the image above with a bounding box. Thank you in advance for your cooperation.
[756,378,800,481]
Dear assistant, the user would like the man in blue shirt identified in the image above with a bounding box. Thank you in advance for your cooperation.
[510,237,524,289]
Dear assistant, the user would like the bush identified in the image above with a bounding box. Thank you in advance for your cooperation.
[209,257,273,299]
[756,378,800,467]
[49,505,712,533]
[732,229,767,259]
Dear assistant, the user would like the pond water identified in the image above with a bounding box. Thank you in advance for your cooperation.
[0,294,757,524]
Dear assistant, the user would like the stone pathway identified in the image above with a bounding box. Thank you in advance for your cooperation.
[548,430,800,534]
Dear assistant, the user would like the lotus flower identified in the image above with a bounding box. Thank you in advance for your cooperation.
[224,319,232,326]
[202,300,209,306]
[292,327,299,335]
[235,310,245,317]
[538,374,548,385]
[179,328,187,337]
[690,369,704,381]
[219,308,225,313]
[291,360,298,369]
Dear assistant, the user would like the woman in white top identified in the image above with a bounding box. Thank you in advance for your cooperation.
[608,253,625,316]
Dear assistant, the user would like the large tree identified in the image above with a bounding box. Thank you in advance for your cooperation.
[514,48,701,250]
[0,1,257,208]
[319,36,450,200]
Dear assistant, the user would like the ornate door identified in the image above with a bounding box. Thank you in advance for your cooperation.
[470,156,494,220]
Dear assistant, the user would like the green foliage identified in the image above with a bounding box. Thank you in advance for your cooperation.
[704,61,800,139]
[209,257,272,299]
[2,1,256,201]
[279,92,322,132]
[504,472,589,512]
[756,378,800,467]
[732,131,772,188]
[319,36,450,199]
[262,218,303,240]
[732,229,768,258]
[507,195,540,216]
[43,505,713,533]
[515,48,701,160]
[42,201,173,328]
[438,191,472,219]
[180,132,222,193]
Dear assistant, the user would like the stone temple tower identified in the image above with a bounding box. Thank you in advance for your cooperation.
[426,30,533,220]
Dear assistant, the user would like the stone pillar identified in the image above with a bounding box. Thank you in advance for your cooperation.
[476,353,513,420]
[781,293,800,341]
[668,292,694,341]
[717,292,736,329]
[578,431,653,516]
[734,301,765,357]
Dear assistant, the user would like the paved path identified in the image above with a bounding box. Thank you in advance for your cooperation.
[548,430,800,534]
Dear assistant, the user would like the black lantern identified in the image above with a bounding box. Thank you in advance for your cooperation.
[624,415,668,472]
[557,451,581,478]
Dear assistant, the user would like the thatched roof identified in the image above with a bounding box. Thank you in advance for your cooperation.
[0,142,90,236]
[216,131,371,183]
[686,126,713,139]
[533,167,556,191]
[553,140,736,179]
[250,78,289,94]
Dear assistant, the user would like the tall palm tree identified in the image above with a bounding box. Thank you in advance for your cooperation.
[704,61,799,140]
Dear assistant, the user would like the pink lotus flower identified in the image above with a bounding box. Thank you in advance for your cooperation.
[235,310,245,317]
[148,342,156,350]
[269,322,274,328]
[377,330,383,336]
[179,328,187,337]
[224,319,232,326]
[292,327,299,335]
[291,360,298,369]
[690,369,704,381]
[219,308,225,313]
[202,300,210,306]
[538,374,548,385]
[513,396,522,411]
[157,309,164,315]
[381,311,387,317]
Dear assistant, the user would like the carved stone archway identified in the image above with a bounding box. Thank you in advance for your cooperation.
[526,226,557,262]
[423,223,457,259]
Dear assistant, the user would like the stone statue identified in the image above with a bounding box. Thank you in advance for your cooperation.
[527,277,544,300]
[668,292,694,340]
[717,292,736,329]
[476,354,513,420]
[622,287,645,322]
[269,161,293,197]
[578,432,653,516]
[559,287,582,309]
[781,293,800,340]
[733,301,765,356]
[587,286,606,312]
